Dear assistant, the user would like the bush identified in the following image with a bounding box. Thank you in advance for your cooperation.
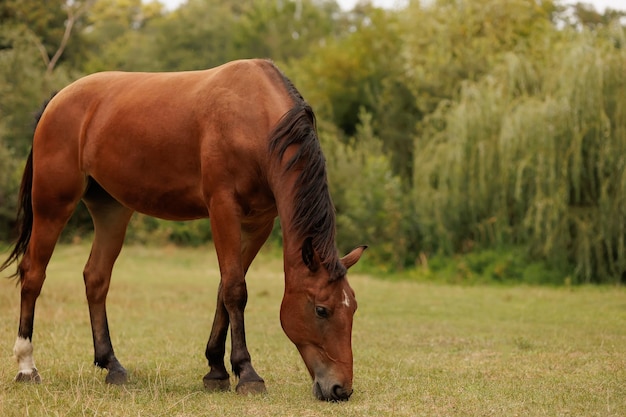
[390,247,569,286]
[322,109,413,271]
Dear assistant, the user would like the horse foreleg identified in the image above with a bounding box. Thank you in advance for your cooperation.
[204,221,274,393]
[205,197,267,395]
[233,222,274,394]
[203,282,231,391]
[83,193,133,384]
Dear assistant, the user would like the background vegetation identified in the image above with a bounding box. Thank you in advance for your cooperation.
[1,0,626,284]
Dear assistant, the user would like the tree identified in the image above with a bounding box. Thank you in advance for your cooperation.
[232,0,341,62]
[289,6,405,130]
[401,0,558,118]
[80,0,165,72]
[566,2,626,29]
[0,0,94,74]
[146,0,241,71]
[411,12,626,282]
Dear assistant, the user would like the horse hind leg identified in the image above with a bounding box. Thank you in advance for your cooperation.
[15,182,83,382]
[82,181,133,384]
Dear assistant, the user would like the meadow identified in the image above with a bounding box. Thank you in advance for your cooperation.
[0,244,625,416]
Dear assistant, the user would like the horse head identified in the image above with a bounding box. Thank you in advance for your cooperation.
[280,239,366,401]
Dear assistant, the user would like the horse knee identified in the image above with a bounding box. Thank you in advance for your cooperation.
[221,280,248,311]
[20,282,41,300]
[83,268,110,304]
[20,272,45,300]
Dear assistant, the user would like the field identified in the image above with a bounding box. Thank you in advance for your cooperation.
[0,244,625,416]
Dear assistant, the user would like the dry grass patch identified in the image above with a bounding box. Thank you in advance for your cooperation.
[1,244,625,416]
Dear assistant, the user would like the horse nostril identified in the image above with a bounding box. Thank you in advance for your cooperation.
[332,384,352,401]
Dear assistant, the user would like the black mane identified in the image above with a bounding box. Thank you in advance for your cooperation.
[267,64,345,280]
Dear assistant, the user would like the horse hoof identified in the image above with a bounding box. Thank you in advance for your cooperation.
[203,376,230,392]
[105,369,128,385]
[236,380,267,396]
[15,368,41,383]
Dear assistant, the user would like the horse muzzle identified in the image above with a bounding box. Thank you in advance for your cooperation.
[313,379,353,401]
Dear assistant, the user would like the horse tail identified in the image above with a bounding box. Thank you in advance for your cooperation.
[1,94,54,281]
[0,150,33,281]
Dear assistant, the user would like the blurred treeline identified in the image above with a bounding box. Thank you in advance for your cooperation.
[1,0,625,283]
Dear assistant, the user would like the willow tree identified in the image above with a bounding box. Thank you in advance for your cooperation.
[413,22,626,283]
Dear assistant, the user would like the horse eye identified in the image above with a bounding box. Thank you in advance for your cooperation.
[315,306,329,319]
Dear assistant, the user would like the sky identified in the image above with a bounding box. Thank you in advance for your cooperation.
[159,0,626,13]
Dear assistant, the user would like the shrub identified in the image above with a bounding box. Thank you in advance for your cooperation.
[322,109,412,271]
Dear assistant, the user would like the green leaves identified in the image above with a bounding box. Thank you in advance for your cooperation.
[412,17,626,283]
[1,0,626,282]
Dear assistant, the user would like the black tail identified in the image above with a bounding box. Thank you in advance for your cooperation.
[0,94,54,281]
[0,150,33,281]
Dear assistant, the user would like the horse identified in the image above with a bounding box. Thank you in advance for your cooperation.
[0,59,366,401]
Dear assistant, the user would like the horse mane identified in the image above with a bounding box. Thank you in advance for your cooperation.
[267,65,346,280]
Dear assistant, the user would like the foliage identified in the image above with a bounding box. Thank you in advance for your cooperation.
[81,0,164,72]
[1,0,626,283]
[393,246,569,285]
[0,27,50,155]
[0,0,78,67]
[287,6,404,135]
[0,138,20,240]
[231,0,342,62]
[413,21,626,283]
[322,109,411,271]
[0,25,75,237]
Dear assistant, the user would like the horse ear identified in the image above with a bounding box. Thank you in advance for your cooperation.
[302,237,320,272]
[340,245,368,269]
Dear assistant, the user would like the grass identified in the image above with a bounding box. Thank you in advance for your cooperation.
[1,244,625,416]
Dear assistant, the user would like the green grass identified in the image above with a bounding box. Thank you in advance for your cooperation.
[1,244,625,416]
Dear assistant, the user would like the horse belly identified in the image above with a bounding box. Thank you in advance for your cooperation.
[82,125,207,220]
[86,149,208,221]
[102,178,208,221]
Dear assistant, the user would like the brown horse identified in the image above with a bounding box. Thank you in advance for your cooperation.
[0,59,366,401]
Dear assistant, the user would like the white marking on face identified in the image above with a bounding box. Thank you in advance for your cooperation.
[14,336,36,373]
[342,290,350,308]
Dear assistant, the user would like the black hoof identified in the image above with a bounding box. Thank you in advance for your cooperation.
[203,376,231,392]
[105,368,128,385]
[15,368,41,383]
[236,380,267,395]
